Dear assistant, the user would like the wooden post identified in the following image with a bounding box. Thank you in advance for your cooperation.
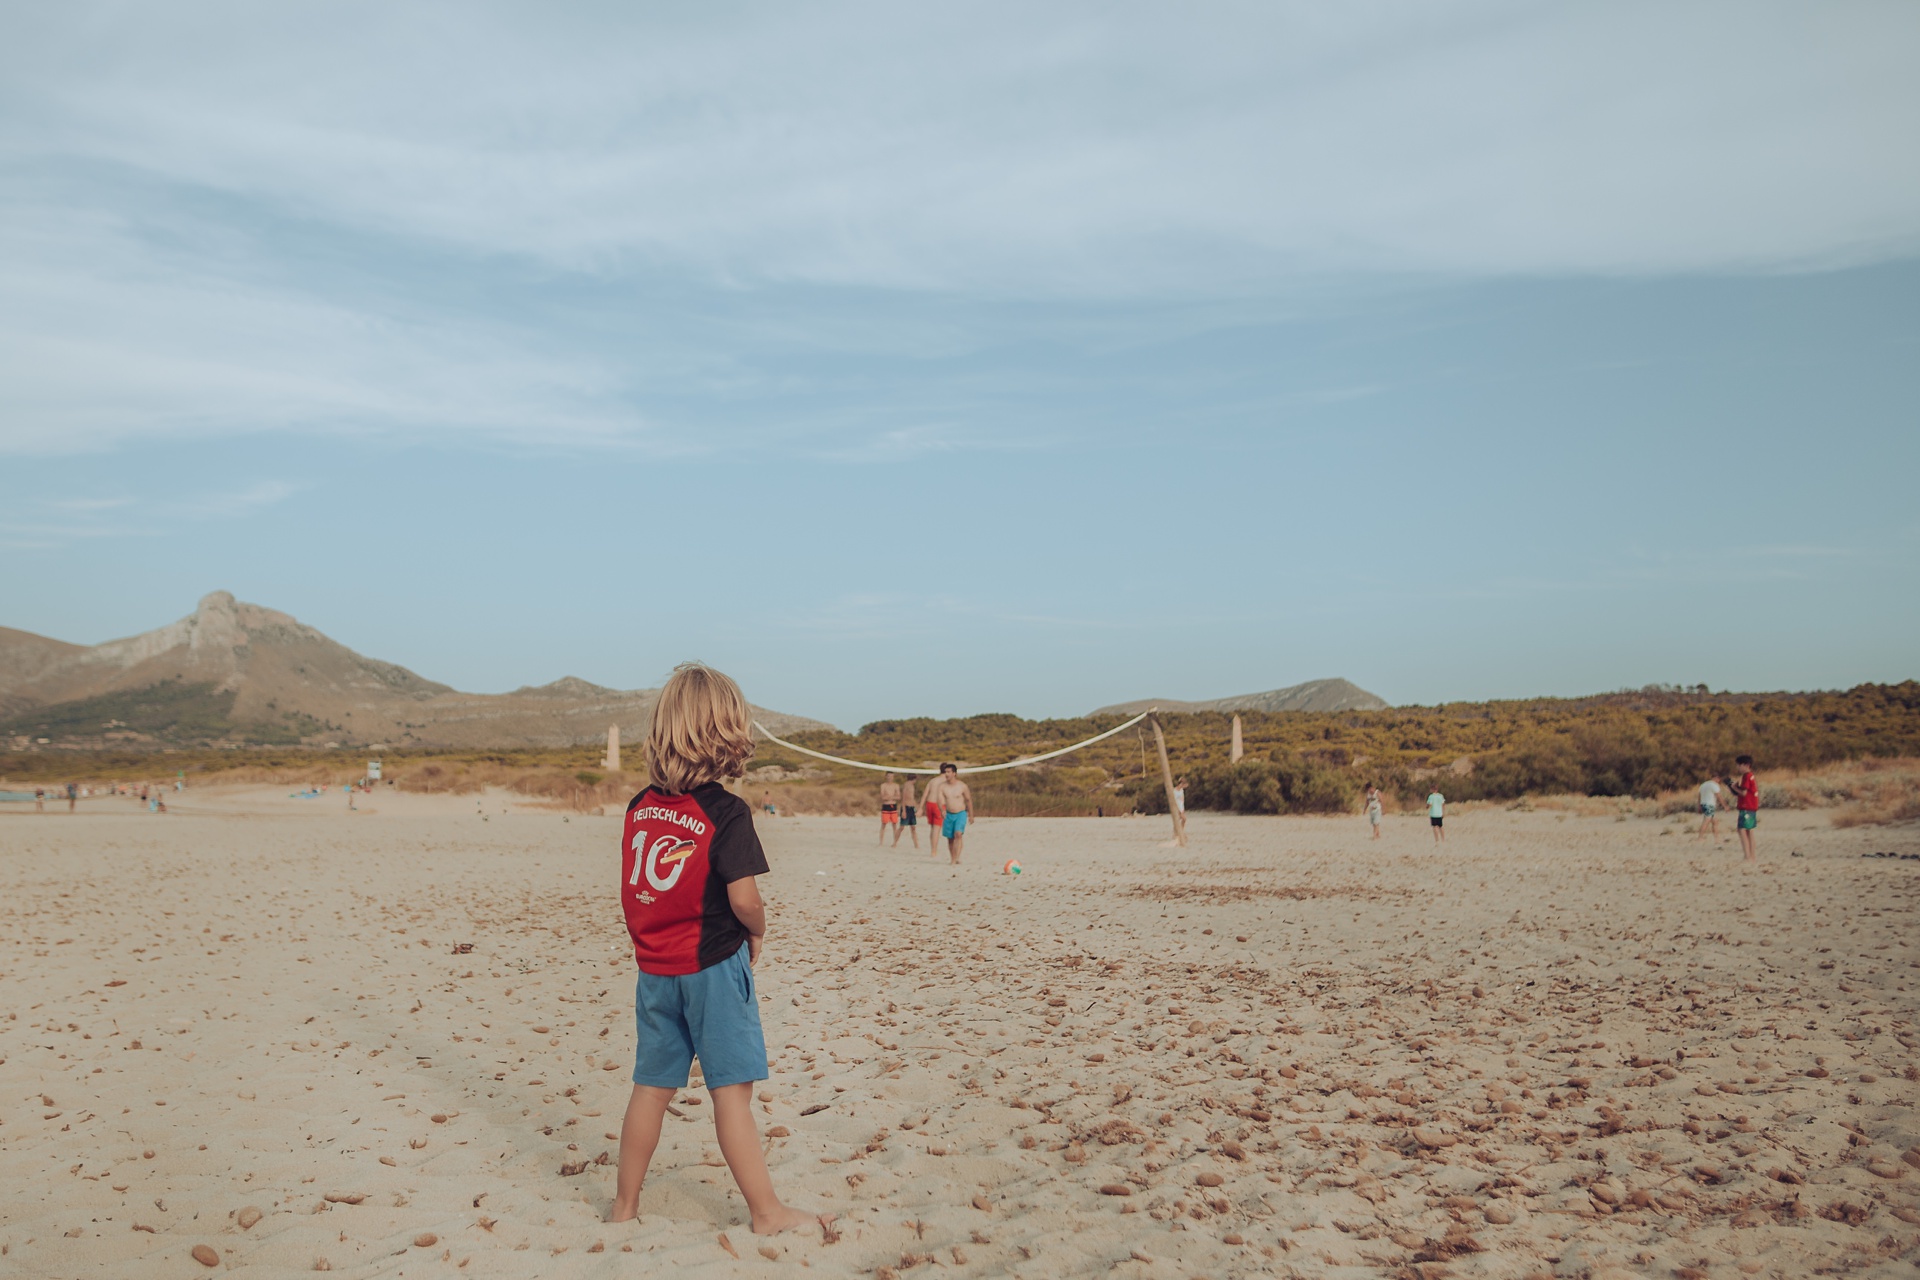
[1150,714,1187,846]
[1230,714,1243,763]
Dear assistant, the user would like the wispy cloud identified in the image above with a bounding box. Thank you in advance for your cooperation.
[814,422,1059,464]
[1,2,1916,459]
[764,593,950,642]
[41,496,134,513]
[9,2,1915,290]
[168,479,298,520]
[813,425,959,465]
[0,202,652,456]
[0,479,302,548]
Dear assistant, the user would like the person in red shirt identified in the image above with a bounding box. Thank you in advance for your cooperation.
[608,663,829,1239]
[1730,754,1760,864]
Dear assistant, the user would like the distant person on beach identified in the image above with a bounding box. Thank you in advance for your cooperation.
[923,785,944,859]
[34,787,45,813]
[67,781,78,812]
[924,763,972,866]
[1730,755,1760,864]
[1695,776,1724,842]
[610,662,828,1237]
[878,773,901,844]
[897,776,920,849]
[1174,777,1187,826]
[1427,788,1446,844]
[1365,782,1383,839]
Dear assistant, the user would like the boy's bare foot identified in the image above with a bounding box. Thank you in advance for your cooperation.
[606,1199,639,1223]
[751,1203,834,1237]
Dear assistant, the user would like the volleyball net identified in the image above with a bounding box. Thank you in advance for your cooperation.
[750,708,1155,775]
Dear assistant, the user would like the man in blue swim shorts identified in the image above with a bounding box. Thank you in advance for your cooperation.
[924,762,972,867]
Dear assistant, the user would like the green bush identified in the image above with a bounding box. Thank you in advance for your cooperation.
[1183,754,1354,815]
[1119,773,1169,814]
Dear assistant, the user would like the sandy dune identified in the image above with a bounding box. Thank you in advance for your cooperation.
[2,790,1916,1278]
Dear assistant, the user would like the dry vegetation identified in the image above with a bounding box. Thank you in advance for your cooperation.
[1776,758,1920,827]
[391,760,639,811]
[6,684,1918,826]
[1626,758,1920,827]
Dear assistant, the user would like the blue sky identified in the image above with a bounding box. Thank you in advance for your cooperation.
[4,2,1917,728]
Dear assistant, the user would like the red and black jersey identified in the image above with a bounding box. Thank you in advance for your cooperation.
[621,783,768,976]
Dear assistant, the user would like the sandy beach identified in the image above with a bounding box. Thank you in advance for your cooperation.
[3,790,1916,1278]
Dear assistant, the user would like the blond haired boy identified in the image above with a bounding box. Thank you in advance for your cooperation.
[609,663,828,1236]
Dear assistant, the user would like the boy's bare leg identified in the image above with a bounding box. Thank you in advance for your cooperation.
[709,1082,832,1235]
[608,1084,674,1222]
[948,832,964,865]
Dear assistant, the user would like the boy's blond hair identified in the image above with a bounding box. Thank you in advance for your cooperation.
[646,662,755,794]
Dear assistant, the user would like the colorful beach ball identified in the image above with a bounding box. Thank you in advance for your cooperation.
[1002,859,1022,876]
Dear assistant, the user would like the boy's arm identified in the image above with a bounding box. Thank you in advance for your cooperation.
[726,875,767,966]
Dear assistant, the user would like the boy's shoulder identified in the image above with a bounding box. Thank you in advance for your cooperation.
[691,781,753,824]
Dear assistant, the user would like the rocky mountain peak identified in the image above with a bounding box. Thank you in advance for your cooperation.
[187,590,245,654]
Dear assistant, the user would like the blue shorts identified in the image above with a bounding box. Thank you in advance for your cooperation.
[1737,810,1758,831]
[942,810,969,839]
[632,944,768,1090]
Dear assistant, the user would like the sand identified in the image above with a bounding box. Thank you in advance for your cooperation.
[2,788,1917,1278]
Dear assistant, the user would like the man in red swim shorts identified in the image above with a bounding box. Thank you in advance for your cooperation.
[923,788,943,859]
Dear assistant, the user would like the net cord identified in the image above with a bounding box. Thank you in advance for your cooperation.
[750,708,1157,775]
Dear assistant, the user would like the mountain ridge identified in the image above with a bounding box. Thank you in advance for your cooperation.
[1092,677,1389,717]
[0,592,826,750]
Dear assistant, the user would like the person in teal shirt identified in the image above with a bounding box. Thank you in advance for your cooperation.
[1427,789,1446,844]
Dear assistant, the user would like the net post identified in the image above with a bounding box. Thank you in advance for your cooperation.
[1150,713,1187,847]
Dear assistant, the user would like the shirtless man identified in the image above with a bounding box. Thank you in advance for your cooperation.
[896,775,920,849]
[878,773,902,845]
[924,763,972,866]
[922,776,943,859]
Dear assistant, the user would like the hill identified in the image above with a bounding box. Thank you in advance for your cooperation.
[1092,677,1387,717]
[748,681,1920,816]
[0,592,826,750]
